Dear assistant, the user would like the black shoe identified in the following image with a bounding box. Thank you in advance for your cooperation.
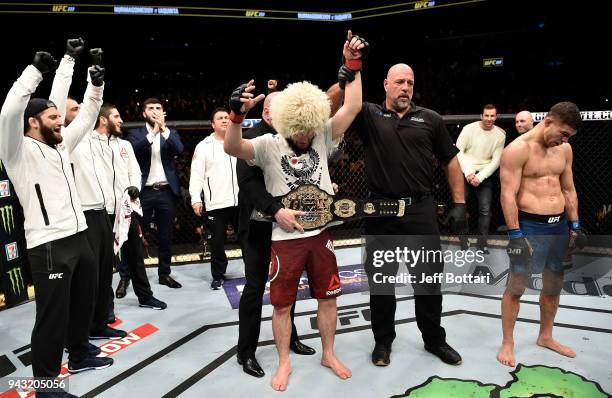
[290,340,316,355]
[89,326,127,340]
[68,355,113,373]
[459,236,469,250]
[107,312,116,325]
[211,279,224,290]
[139,296,167,310]
[424,342,462,365]
[159,275,182,288]
[371,343,391,366]
[65,342,101,356]
[116,279,130,298]
[237,355,265,378]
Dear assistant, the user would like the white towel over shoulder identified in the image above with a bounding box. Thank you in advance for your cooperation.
[113,191,143,254]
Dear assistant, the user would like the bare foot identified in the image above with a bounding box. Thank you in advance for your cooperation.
[496,342,516,367]
[321,355,352,379]
[537,337,576,358]
[271,363,292,391]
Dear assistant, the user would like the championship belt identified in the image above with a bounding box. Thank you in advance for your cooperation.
[255,184,405,230]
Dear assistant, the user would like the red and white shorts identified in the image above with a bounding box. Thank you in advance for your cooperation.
[269,230,342,307]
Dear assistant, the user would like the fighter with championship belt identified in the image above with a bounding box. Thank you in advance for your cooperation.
[253,183,406,230]
[224,30,367,391]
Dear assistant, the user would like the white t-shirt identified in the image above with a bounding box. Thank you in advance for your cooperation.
[248,120,336,241]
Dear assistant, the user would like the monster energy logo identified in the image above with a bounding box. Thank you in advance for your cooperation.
[7,267,25,295]
[0,205,14,234]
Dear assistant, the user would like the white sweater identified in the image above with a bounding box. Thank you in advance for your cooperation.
[456,121,506,181]
[0,64,104,248]
[189,134,238,211]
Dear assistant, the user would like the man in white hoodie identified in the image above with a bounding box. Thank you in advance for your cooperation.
[92,103,167,310]
[189,107,239,289]
[57,47,128,342]
[0,48,112,395]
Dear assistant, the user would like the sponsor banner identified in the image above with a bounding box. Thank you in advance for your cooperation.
[4,243,17,262]
[223,263,368,309]
[0,181,10,198]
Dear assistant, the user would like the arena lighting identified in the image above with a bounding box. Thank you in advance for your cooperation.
[0,0,485,21]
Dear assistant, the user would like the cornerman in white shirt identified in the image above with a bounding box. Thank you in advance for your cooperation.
[456,104,506,253]
[92,103,167,311]
[0,45,112,393]
[189,107,239,289]
[63,48,129,342]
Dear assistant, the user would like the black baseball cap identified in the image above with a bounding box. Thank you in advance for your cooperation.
[24,98,57,130]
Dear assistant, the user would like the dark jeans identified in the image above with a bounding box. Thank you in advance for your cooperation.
[237,221,300,358]
[83,210,114,333]
[140,187,176,276]
[464,178,493,246]
[28,232,95,377]
[364,196,446,348]
[206,206,238,281]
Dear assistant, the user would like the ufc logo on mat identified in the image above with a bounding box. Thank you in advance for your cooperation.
[547,216,561,223]
[48,273,64,280]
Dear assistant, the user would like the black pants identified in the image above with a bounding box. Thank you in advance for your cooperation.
[140,187,176,276]
[206,206,238,281]
[84,210,114,333]
[237,221,299,358]
[109,214,154,300]
[364,196,446,348]
[464,178,493,246]
[28,232,96,377]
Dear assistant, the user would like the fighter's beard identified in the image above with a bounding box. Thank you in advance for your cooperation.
[286,138,311,156]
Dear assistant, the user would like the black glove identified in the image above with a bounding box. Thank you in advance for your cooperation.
[568,220,588,250]
[65,37,84,59]
[506,236,532,265]
[126,186,140,200]
[90,48,103,66]
[338,65,356,90]
[443,203,467,234]
[229,84,247,115]
[32,51,57,74]
[89,65,105,87]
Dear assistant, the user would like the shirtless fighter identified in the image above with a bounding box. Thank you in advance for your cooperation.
[497,101,587,367]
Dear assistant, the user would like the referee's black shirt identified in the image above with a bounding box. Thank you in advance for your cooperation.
[352,101,458,199]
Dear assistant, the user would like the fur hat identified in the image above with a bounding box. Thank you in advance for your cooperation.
[270,81,330,139]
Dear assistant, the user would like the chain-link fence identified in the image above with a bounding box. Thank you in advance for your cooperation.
[125,113,612,264]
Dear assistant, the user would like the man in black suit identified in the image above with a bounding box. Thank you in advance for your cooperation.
[236,90,315,378]
[126,98,184,288]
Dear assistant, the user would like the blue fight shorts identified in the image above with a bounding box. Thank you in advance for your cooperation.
[511,211,569,274]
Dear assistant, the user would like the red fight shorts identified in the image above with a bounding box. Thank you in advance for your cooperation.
[269,230,342,307]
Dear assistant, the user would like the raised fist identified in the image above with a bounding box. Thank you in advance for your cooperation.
[33,51,57,74]
[89,65,105,87]
[90,48,103,66]
[66,37,85,58]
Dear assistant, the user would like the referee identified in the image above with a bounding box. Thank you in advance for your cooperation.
[330,63,466,367]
